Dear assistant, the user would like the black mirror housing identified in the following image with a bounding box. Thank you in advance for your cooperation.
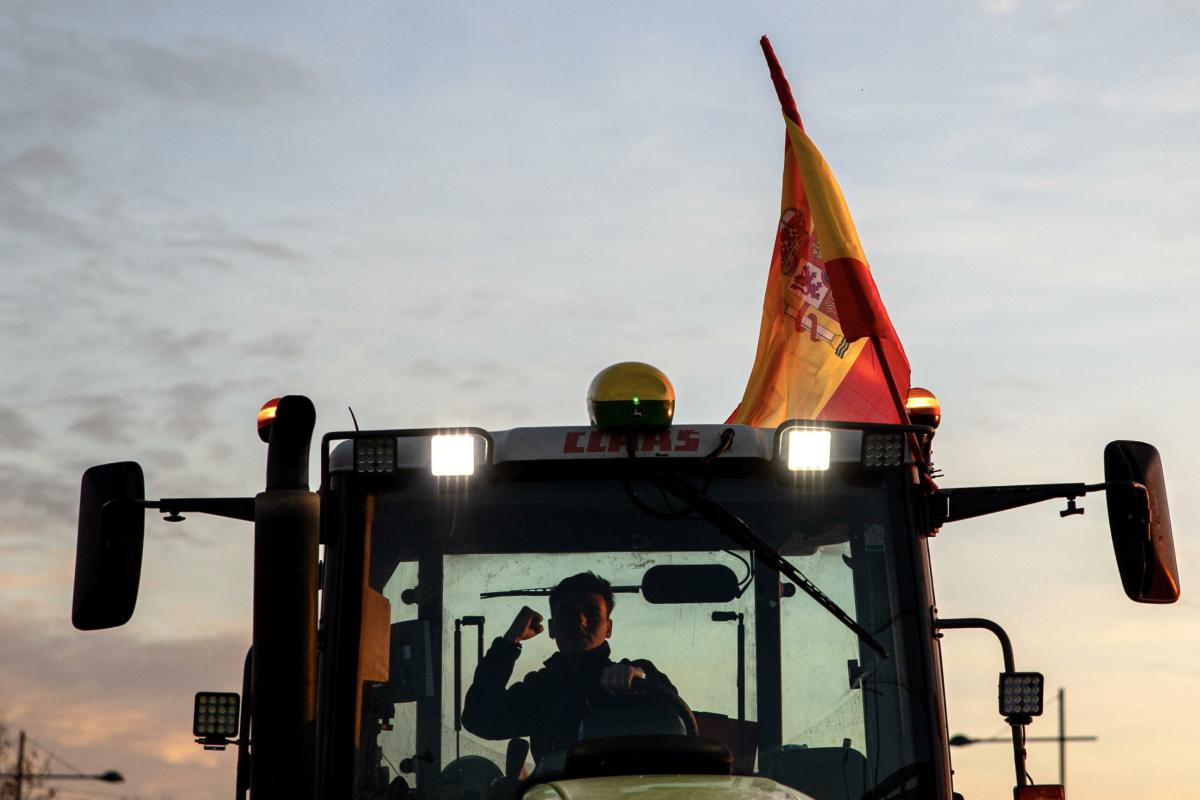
[72,462,146,629]
[641,564,740,604]
[1104,441,1179,603]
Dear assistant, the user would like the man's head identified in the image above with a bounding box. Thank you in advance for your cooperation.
[547,572,614,655]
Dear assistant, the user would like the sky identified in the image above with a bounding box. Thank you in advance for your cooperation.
[1,1,1197,798]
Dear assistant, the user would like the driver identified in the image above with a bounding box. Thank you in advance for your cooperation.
[461,571,677,761]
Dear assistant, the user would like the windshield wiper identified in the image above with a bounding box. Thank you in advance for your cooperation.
[653,472,890,659]
[480,585,639,600]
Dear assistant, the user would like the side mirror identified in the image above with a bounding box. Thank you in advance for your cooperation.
[1104,441,1179,603]
[72,462,146,629]
[641,564,740,604]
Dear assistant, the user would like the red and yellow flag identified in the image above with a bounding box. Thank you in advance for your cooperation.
[730,37,911,427]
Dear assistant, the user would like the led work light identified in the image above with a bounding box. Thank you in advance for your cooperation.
[999,671,1044,718]
[431,434,477,476]
[784,429,831,471]
[355,437,398,474]
[862,431,905,468]
[193,692,240,739]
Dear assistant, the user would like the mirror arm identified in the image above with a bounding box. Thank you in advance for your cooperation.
[930,481,1149,529]
[930,483,1090,527]
[125,497,257,523]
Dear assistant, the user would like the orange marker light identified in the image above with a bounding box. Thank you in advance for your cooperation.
[257,397,281,443]
[905,387,941,429]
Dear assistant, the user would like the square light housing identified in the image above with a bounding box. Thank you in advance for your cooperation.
[193,691,240,738]
[784,429,831,471]
[354,437,397,474]
[999,671,1044,718]
[431,434,478,476]
[862,431,905,468]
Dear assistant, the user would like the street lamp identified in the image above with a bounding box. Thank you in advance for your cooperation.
[951,687,1096,787]
[37,771,124,782]
[3,731,124,800]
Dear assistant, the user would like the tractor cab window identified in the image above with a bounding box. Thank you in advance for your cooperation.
[335,459,933,800]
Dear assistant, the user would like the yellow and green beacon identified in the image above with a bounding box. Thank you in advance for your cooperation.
[587,362,676,431]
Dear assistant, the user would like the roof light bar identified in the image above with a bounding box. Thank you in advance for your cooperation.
[785,429,831,471]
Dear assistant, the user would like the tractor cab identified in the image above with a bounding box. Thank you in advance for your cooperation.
[319,411,942,800]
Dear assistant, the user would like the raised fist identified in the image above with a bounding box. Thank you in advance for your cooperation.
[504,606,545,643]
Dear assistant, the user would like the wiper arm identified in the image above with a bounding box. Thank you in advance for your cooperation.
[480,585,640,600]
[654,473,890,659]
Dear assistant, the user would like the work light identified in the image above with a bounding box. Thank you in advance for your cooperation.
[861,431,905,468]
[431,434,477,476]
[193,692,240,739]
[784,429,831,471]
[999,671,1044,718]
[355,437,398,474]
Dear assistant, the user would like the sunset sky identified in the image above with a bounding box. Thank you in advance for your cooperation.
[2,2,1197,799]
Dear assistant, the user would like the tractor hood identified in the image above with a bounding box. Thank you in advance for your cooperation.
[522,774,814,800]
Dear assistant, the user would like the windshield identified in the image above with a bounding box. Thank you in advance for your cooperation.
[335,456,933,800]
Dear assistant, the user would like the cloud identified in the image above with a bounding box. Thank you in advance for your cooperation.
[243,332,303,362]
[0,145,99,248]
[167,233,304,263]
[2,145,82,194]
[142,328,233,368]
[984,0,1021,14]
[114,37,315,111]
[157,381,234,440]
[162,215,308,266]
[0,407,40,449]
[1099,56,1200,115]
[0,614,245,800]
[0,463,77,539]
[67,399,137,445]
[0,14,316,141]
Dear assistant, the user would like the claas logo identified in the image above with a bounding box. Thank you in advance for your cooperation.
[563,429,701,454]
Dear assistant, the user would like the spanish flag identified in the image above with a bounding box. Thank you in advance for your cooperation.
[729,37,911,427]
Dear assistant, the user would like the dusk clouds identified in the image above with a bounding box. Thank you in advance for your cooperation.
[1,3,1197,799]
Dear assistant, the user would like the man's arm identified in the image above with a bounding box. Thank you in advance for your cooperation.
[461,607,546,741]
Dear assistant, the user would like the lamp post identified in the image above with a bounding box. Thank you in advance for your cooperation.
[952,708,1095,789]
[3,731,125,800]
[951,686,1096,788]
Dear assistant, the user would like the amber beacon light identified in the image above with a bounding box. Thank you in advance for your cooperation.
[257,397,281,443]
[905,387,941,429]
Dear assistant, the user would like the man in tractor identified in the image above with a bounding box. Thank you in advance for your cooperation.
[462,571,682,761]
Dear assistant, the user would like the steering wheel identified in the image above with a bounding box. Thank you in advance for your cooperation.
[542,680,698,756]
